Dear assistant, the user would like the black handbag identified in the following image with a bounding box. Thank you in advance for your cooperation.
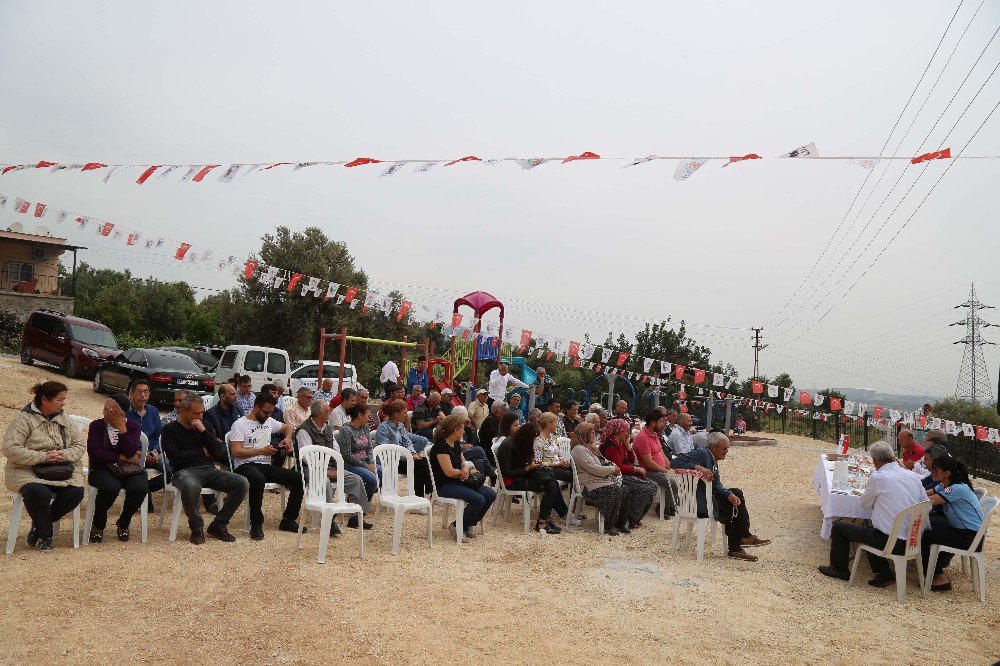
[32,461,74,481]
[107,461,144,480]
[460,470,486,490]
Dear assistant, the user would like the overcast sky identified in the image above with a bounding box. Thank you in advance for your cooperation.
[1,1,998,398]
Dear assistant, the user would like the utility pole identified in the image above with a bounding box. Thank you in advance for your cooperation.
[951,283,995,402]
[752,327,768,379]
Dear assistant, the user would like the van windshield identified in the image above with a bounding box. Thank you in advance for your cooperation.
[69,325,117,349]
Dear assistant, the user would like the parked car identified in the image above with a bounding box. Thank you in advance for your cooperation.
[213,345,291,392]
[93,348,215,405]
[289,360,365,394]
[158,346,220,372]
[20,309,119,378]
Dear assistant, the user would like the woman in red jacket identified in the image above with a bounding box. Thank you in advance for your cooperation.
[599,418,657,529]
[87,394,148,543]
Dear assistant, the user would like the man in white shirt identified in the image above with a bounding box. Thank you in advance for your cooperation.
[487,363,528,406]
[228,393,300,541]
[294,400,371,537]
[818,441,927,586]
[666,413,694,455]
[330,389,358,429]
[380,360,400,397]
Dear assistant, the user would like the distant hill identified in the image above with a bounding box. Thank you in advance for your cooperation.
[801,388,944,412]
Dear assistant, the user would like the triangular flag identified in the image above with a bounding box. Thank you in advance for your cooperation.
[286,273,303,292]
[562,151,600,164]
[136,166,160,184]
[443,156,480,167]
[514,158,554,170]
[779,142,818,158]
[174,243,192,260]
[723,154,761,167]
[783,387,794,402]
[673,158,709,181]
[396,301,412,322]
[343,286,359,303]
[615,351,630,367]
[301,276,322,297]
[911,148,950,164]
[324,282,340,301]
[244,260,258,281]
[345,157,382,168]
[191,165,220,182]
[751,381,764,394]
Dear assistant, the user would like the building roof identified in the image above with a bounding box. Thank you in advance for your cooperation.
[0,229,86,252]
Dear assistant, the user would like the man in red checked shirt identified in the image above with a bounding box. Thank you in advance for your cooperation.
[897,429,924,470]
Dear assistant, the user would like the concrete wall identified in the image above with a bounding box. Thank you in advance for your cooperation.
[0,292,74,320]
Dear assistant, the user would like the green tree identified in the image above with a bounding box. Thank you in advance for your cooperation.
[931,397,1000,429]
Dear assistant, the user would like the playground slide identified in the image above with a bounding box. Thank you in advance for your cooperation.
[428,375,463,407]
[508,356,536,387]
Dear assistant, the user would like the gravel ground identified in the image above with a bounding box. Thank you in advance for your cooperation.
[1,359,998,665]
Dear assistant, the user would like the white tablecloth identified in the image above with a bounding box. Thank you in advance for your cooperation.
[811,454,872,540]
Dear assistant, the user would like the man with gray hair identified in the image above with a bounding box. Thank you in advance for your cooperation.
[161,390,249,544]
[672,430,768,561]
[818,441,927,586]
[294,400,371,537]
[283,386,315,430]
[477,400,509,464]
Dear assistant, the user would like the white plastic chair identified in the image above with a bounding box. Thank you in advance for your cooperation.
[158,449,224,541]
[280,395,295,411]
[372,444,432,555]
[84,433,150,544]
[427,455,485,545]
[848,499,932,603]
[224,432,286,532]
[568,453,604,535]
[297,444,363,563]
[923,496,997,602]
[490,440,534,533]
[68,415,92,434]
[671,469,723,561]
[973,487,987,500]
[201,393,219,411]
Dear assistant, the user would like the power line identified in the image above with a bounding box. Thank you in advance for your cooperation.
[952,283,995,401]
[764,0,968,330]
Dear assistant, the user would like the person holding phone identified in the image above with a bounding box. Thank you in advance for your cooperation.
[87,394,148,543]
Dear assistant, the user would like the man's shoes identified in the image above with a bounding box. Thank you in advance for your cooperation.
[818,565,850,581]
[616,524,632,534]
[204,501,220,516]
[206,523,237,543]
[605,527,621,536]
[278,519,304,533]
[930,581,952,592]
[727,550,759,562]
[37,538,53,553]
[25,526,39,548]
[190,529,206,545]
[868,575,895,588]
[347,517,373,530]
[329,521,342,537]
[741,535,771,548]
[249,525,265,541]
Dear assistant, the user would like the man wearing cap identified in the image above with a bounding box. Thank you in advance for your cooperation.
[468,388,490,430]
[440,388,456,416]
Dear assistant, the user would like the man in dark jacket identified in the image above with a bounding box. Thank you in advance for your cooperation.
[671,431,769,562]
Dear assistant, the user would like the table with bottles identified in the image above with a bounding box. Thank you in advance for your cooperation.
[811,452,875,540]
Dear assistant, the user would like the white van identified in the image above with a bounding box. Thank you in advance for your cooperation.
[289,360,365,394]
[214,345,291,393]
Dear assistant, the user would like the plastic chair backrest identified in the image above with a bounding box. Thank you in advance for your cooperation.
[673,469,706,519]
[138,433,150,470]
[68,415,91,435]
[881,500,933,558]
[373,444,413,498]
[568,450,583,495]
[973,487,987,500]
[224,432,234,472]
[299,444,341,504]
[968,495,998,552]
[556,437,571,461]
[281,395,295,411]
[427,450,441,500]
[202,394,218,411]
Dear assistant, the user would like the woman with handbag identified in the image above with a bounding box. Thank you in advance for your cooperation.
[570,422,630,537]
[87,394,148,543]
[2,381,85,552]
[533,412,573,485]
[429,414,496,540]
[496,423,570,535]
[600,419,657,529]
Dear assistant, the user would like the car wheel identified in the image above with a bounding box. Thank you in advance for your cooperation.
[20,346,33,365]
[62,357,77,379]
[93,370,105,394]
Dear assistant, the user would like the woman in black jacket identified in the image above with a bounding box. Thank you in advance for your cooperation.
[496,423,569,535]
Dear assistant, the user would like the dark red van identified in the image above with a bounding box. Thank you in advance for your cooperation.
[20,309,119,378]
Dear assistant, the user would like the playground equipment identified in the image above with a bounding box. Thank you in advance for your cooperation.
[451,291,505,402]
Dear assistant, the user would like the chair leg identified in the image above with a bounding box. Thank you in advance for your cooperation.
[893,558,907,604]
[672,518,681,553]
[848,548,865,588]
[168,493,182,541]
[427,505,433,549]
[6,494,24,555]
[71,506,80,549]
[158,492,168,529]
[973,555,985,602]
[696,520,706,561]
[440,502,449,528]
[455,503,464,544]
[83,486,96,545]
[317,512,332,564]
[597,512,604,535]
[357,510,364,559]
[295,512,306,550]
[391,509,403,556]
[522,496,531,534]
[924,546,940,596]
[140,497,148,544]
[916,553,926,599]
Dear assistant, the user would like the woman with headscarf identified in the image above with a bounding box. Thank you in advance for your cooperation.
[87,394,148,543]
[600,418,657,529]
[569,422,630,536]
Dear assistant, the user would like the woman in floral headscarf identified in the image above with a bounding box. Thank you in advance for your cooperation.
[599,418,657,529]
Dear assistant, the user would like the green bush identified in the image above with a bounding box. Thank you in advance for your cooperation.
[0,308,22,354]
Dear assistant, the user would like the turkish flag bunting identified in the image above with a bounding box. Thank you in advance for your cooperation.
[244,260,258,281]
[451,313,463,328]
[752,381,764,394]
[81,162,107,171]
[911,148,950,164]
[35,161,57,168]
[694,369,706,383]
[192,165,220,182]
[573,358,580,368]
[616,352,630,367]
[136,166,160,185]
[799,391,812,404]
[174,243,192,260]
[829,398,842,411]
[286,273,303,292]
[3,165,23,175]
[568,341,580,357]
[562,151,600,164]
[873,406,883,419]
[34,203,46,218]
[674,365,686,380]
[444,156,481,167]
[723,154,761,167]
[520,330,532,347]
[262,163,292,170]
[343,286,359,303]
[126,233,139,246]
[594,364,602,373]
[345,157,382,167]
[918,415,927,428]
[396,301,412,322]
[976,426,988,441]
[99,222,114,237]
